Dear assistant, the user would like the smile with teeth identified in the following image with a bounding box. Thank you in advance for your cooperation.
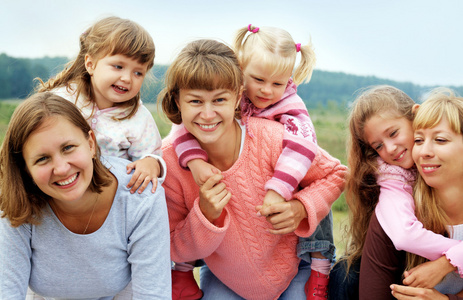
[199,123,219,129]
[56,173,78,186]
[395,150,406,161]
[113,85,128,91]
[423,166,439,171]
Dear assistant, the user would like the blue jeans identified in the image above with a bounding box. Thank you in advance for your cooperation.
[199,260,311,299]
[328,257,360,300]
[297,210,336,264]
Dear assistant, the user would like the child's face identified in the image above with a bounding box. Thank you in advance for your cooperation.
[364,114,415,169]
[85,54,148,109]
[176,88,240,149]
[243,59,291,109]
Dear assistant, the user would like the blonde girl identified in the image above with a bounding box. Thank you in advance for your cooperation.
[37,16,165,195]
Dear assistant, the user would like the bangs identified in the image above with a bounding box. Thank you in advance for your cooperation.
[414,98,462,133]
[174,54,241,94]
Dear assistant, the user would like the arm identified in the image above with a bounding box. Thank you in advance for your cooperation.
[390,284,450,300]
[126,105,166,192]
[162,150,231,263]
[403,256,456,288]
[290,147,347,237]
[0,219,31,298]
[375,179,463,276]
[127,187,172,299]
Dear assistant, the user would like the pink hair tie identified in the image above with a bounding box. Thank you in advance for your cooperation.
[248,24,259,33]
[295,43,301,52]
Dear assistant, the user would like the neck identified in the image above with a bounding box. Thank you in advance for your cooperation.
[204,120,241,171]
[436,185,463,225]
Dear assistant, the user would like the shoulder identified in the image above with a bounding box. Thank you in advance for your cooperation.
[247,117,284,134]
[376,157,416,184]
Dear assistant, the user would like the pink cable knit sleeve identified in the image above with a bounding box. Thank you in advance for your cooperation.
[292,147,347,237]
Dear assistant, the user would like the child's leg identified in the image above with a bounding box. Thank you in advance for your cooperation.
[172,261,203,300]
[297,211,334,300]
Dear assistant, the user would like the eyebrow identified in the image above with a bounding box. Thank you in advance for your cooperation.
[185,90,232,98]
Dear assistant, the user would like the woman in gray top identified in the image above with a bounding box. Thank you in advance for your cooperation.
[0,92,171,299]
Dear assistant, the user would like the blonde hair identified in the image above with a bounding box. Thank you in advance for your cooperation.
[36,16,155,120]
[159,39,243,124]
[0,92,112,227]
[342,85,415,270]
[407,87,463,269]
[233,25,316,85]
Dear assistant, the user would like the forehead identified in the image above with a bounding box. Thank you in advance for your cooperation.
[245,59,291,79]
[24,117,82,150]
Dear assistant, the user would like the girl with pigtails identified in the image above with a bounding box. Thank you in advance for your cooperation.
[170,24,337,300]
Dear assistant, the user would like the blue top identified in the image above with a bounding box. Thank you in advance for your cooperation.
[0,156,171,299]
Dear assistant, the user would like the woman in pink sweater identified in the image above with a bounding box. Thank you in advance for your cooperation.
[159,39,346,300]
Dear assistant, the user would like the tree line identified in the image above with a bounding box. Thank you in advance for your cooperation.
[1,53,461,108]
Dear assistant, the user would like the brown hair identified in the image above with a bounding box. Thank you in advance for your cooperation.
[159,39,243,124]
[36,16,155,120]
[0,92,112,227]
[342,85,415,270]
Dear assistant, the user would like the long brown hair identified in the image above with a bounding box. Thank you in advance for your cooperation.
[36,16,155,120]
[0,92,112,227]
[342,85,415,270]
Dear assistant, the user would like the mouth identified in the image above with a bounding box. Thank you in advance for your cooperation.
[394,150,406,161]
[421,165,440,173]
[112,85,128,93]
[198,123,219,130]
[55,173,79,186]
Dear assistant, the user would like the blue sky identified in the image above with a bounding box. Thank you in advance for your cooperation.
[1,0,462,86]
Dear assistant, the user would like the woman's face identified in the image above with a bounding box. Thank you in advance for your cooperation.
[176,88,240,149]
[22,116,96,203]
[412,117,463,190]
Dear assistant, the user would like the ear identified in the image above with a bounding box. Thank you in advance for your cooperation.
[235,86,244,109]
[85,54,95,76]
[88,130,97,158]
[412,104,420,115]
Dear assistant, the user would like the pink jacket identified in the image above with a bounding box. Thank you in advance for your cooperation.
[162,118,346,299]
[375,158,463,276]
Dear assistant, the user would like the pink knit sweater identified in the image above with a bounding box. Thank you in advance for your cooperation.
[172,79,318,200]
[162,117,346,300]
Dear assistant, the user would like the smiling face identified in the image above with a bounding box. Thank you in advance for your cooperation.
[177,88,240,150]
[22,116,96,204]
[243,59,291,109]
[412,117,463,190]
[364,113,415,169]
[85,54,148,109]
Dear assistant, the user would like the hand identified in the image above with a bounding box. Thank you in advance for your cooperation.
[403,256,456,288]
[262,190,285,208]
[187,159,220,187]
[256,200,307,235]
[126,157,161,194]
[390,284,448,300]
[199,173,231,223]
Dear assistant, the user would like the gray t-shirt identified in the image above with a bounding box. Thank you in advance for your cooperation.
[0,156,171,299]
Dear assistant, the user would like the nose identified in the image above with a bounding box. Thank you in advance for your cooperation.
[384,141,397,155]
[120,70,131,83]
[260,84,271,95]
[200,103,216,120]
[53,156,71,176]
[418,140,434,158]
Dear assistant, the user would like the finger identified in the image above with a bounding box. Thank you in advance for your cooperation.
[131,176,148,194]
[258,203,284,217]
[126,172,140,190]
[202,174,223,190]
[137,177,152,194]
[151,178,158,193]
[268,227,294,235]
[126,162,136,174]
